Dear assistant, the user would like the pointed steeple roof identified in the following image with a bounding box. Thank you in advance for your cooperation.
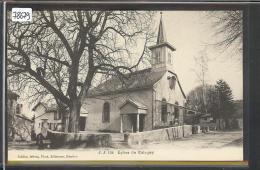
[148,12,176,51]
[157,13,167,44]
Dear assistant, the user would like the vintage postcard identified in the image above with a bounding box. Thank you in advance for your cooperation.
[5,5,245,165]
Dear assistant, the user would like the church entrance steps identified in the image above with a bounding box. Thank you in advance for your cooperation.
[109,133,125,142]
[111,140,131,149]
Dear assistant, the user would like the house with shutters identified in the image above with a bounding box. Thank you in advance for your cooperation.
[83,15,187,133]
[32,102,62,134]
[32,102,89,133]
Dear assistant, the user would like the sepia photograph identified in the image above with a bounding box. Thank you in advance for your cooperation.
[6,8,244,163]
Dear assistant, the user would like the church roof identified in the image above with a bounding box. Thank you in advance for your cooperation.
[119,99,148,110]
[168,71,187,99]
[88,69,187,99]
[88,68,166,97]
[157,14,167,44]
[149,42,176,51]
[15,114,33,122]
[87,14,186,98]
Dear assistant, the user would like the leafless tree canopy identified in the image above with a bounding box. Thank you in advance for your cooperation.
[192,49,209,113]
[208,10,243,52]
[7,10,156,132]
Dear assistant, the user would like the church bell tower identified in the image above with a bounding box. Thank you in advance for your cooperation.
[149,13,176,72]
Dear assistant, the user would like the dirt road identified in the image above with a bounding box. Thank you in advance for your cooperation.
[141,131,243,149]
[8,131,244,161]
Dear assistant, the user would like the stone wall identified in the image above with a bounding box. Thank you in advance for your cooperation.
[125,125,192,145]
[48,130,112,148]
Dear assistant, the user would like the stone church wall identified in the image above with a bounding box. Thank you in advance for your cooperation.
[84,89,153,132]
[153,71,186,128]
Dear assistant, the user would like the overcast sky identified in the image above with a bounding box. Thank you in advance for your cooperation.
[155,11,243,100]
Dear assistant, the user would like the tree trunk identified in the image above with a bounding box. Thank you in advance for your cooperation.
[224,118,229,130]
[8,115,15,141]
[68,100,81,133]
[62,111,70,133]
[57,102,69,133]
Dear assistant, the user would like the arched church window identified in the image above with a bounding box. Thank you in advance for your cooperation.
[102,102,110,123]
[161,98,167,122]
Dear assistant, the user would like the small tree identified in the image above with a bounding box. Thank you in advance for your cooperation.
[215,79,235,129]
[186,84,217,114]
[192,48,209,113]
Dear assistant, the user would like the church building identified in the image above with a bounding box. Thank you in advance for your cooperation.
[83,15,187,133]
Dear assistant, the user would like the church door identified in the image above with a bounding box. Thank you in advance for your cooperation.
[139,115,145,132]
[130,115,137,132]
[130,114,145,132]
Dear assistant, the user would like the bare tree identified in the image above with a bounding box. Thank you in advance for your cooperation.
[7,10,156,132]
[192,48,209,113]
[207,10,243,52]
